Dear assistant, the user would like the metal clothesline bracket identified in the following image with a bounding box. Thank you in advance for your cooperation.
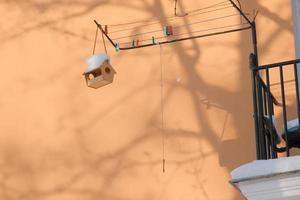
[93,0,254,51]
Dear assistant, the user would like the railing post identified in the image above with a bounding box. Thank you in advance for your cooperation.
[250,54,263,159]
[257,75,268,159]
[266,69,278,159]
[250,21,268,159]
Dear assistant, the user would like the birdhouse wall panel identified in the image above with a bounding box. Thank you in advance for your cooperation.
[87,75,111,88]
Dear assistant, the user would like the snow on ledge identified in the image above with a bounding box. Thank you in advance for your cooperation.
[231,156,300,181]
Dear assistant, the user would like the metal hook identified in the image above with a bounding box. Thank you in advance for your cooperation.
[174,0,188,17]
[253,9,259,21]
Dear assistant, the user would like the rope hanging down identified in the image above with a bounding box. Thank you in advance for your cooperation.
[160,44,166,173]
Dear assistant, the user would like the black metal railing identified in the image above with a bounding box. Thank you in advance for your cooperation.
[250,54,300,159]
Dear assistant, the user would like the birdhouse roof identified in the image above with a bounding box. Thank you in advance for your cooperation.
[83,53,110,75]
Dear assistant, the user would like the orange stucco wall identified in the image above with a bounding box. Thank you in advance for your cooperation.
[0,0,295,200]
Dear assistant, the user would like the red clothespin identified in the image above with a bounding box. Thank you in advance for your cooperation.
[163,26,173,36]
[169,26,174,36]
[104,25,108,34]
[136,39,140,46]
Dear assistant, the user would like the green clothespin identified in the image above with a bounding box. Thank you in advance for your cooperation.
[132,40,135,47]
[163,26,168,36]
[152,36,156,44]
[115,42,120,52]
[163,26,173,36]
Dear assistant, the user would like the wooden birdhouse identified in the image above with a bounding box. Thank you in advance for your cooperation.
[83,54,116,89]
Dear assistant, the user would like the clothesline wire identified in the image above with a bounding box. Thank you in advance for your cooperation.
[103,0,230,28]
[119,22,248,46]
[170,22,248,37]
[111,13,241,41]
[189,0,229,14]
[108,4,233,35]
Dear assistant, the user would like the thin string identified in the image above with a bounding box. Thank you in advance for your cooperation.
[160,44,165,173]
[92,25,99,55]
[107,3,232,35]
[166,22,248,37]
[101,26,108,54]
[119,22,248,45]
[104,0,229,27]
[111,13,240,41]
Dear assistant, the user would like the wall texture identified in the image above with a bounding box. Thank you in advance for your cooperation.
[0,0,295,200]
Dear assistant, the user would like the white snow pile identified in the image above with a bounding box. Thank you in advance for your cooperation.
[285,118,300,133]
[84,53,110,74]
[231,156,300,181]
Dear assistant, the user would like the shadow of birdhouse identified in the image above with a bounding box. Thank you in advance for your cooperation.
[83,53,116,89]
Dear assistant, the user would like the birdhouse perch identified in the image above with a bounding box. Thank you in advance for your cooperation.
[83,53,116,89]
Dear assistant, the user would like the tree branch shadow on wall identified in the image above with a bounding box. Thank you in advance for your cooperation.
[0,0,295,200]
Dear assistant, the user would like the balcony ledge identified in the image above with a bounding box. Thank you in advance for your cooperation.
[230,156,300,200]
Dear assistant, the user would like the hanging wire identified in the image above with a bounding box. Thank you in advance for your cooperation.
[159,44,166,173]
[188,0,229,14]
[111,13,241,41]
[174,0,178,16]
[119,22,249,46]
[168,22,248,37]
[92,25,99,55]
[174,0,188,17]
[107,2,232,34]
[182,4,232,18]
[104,0,230,30]
[108,5,232,35]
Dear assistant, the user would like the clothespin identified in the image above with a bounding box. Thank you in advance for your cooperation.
[132,40,135,47]
[152,36,156,44]
[104,25,108,34]
[163,26,173,36]
[115,42,120,52]
[136,39,140,46]
[163,26,168,36]
[169,26,174,36]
